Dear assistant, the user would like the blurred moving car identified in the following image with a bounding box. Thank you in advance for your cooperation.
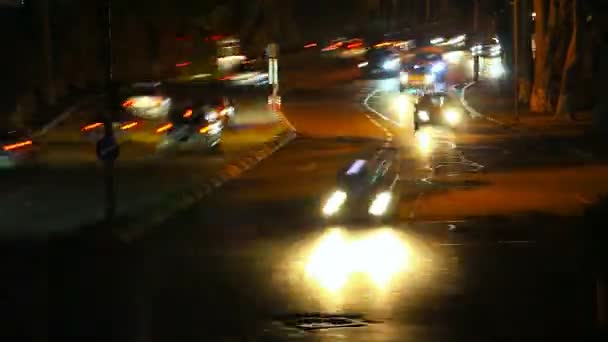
[81,82,235,144]
[358,47,401,78]
[322,38,366,59]
[471,37,502,57]
[400,52,447,93]
[156,102,224,152]
[1,129,37,168]
[321,148,400,222]
[413,92,468,131]
[121,82,171,120]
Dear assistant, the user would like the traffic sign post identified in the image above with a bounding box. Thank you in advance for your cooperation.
[267,43,280,111]
[96,134,120,162]
[97,132,118,221]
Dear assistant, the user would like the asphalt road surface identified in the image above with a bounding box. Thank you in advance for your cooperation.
[4,54,600,341]
[0,87,283,237]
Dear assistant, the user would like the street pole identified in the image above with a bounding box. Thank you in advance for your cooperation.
[40,0,55,105]
[513,0,519,122]
[103,0,116,221]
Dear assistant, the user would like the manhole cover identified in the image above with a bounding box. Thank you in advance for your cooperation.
[276,313,379,331]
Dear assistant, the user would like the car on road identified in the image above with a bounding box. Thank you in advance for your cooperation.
[358,47,401,78]
[321,148,400,222]
[121,82,172,120]
[471,37,502,57]
[155,102,225,152]
[400,52,447,93]
[413,92,468,131]
[1,129,37,168]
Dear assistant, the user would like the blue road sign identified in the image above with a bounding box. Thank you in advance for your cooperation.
[96,134,119,162]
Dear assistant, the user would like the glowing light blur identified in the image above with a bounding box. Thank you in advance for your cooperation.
[430,62,446,73]
[127,96,164,109]
[415,129,434,155]
[399,71,408,84]
[424,74,435,84]
[368,191,392,216]
[81,122,103,131]
[3,140,33,151]
[357,61,368,68]
[430,37,445,45]
[443,108,462,126]
[417,110,430,122]
[155,123,173,133]
[305,229,411,291]
[382,59,399,70]
[322,190,347,217]
[442,51,464,64]
[346,159,367,175]
[120,121,139,130]
[303,42,317,48]
[489,62,505,78]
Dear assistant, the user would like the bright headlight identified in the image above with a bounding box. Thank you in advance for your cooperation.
[322,190,348,216]
[424,74,435,84]
[443,108,462,126]
[369,191,392,216]
[383,59,399,70]
[399,72,408,84]
[205,110,219,121]
[417,110,430,122]
[358,61,368,68]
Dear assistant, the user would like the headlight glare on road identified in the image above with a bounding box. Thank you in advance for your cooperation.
[369,191,392,216]
[424,74,435,84]
[417,110,430,122]
[443,108,462,126]
[415,130,434,155]
[322,190,348,216]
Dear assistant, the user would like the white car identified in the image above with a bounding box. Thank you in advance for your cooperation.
[121,82,171,120]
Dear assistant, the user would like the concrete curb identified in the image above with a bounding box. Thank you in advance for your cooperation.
[33,94,103,138]
[460,81,595,161]
[116,108,297,242]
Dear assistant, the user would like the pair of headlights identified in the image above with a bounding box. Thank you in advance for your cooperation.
[322,190,392,217]
[417,108,462,126]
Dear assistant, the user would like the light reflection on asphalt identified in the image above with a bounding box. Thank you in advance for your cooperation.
[279,226,435,314]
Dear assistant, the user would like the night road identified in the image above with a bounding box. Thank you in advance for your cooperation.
[0,52,596,341]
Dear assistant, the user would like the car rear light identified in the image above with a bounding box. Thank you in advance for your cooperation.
[183,109,193,118]
[3,140,33,152]
[120,121,139,130]
[124,96,164,108]
[81,122,103,131]
[122,99,135,108]
[156,123,173,133]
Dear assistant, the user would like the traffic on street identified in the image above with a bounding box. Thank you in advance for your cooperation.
[3,1,608,341]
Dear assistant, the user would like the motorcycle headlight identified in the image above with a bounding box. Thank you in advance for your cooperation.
[399,72,408,84]
[417,110,430,122]
[322,190,348,217]
[443,108,462,126]
[424,74,435,84]
[205,110,219,121]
